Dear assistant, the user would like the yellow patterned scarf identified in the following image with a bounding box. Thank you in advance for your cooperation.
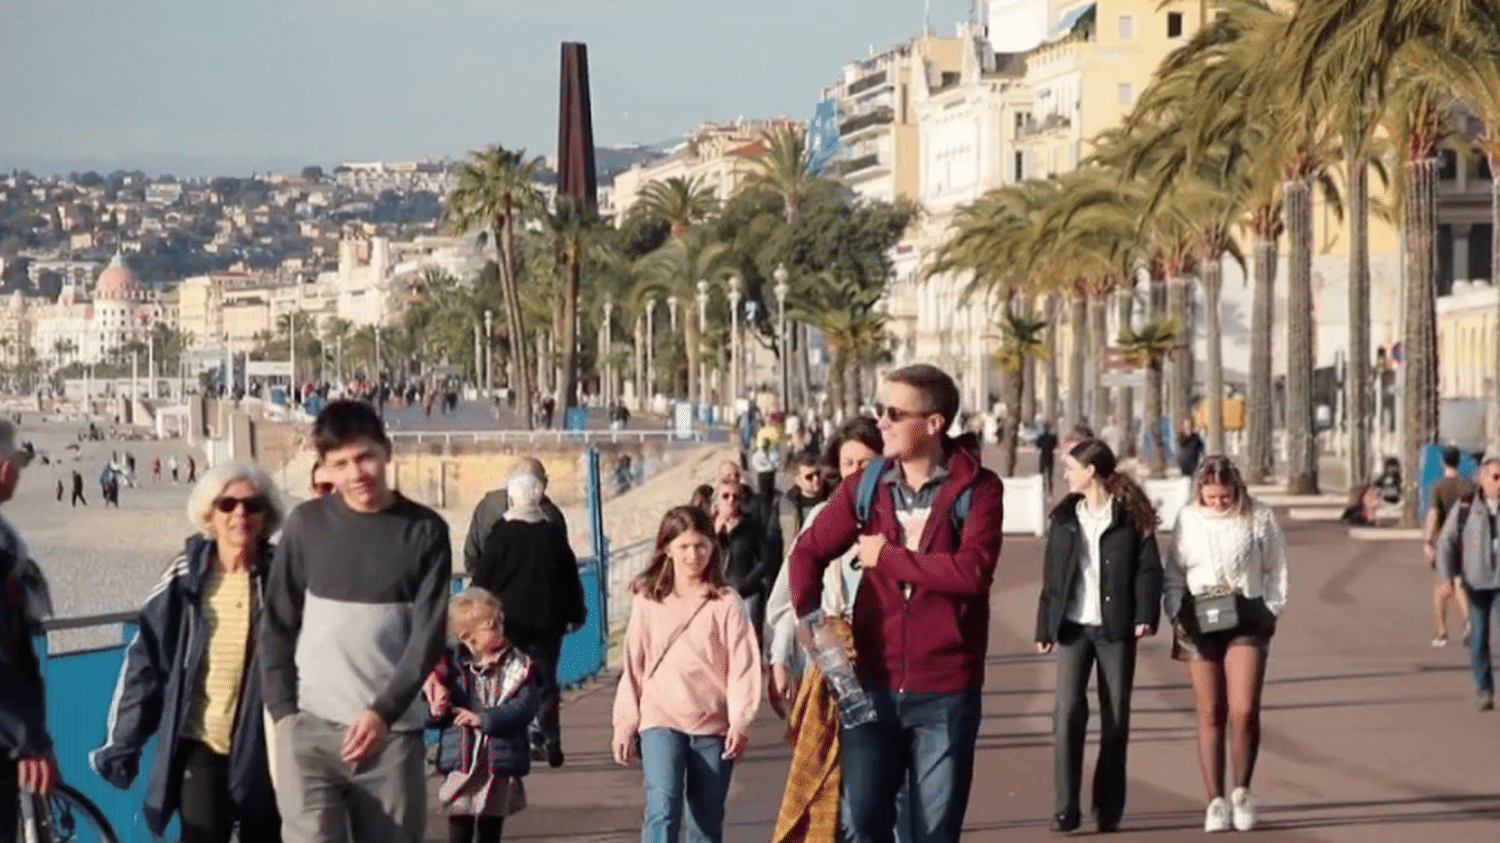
[772,617,854,843]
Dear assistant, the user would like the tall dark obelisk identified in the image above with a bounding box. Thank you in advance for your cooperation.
[557,42,598,208]
[555,42,598,417]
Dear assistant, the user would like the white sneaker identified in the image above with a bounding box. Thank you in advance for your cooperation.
[1431,634,1449,647]
[1230,787,1256,831]
[1204,797,1232,832]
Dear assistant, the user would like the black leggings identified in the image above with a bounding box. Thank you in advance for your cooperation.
[448,815,504,843]
[177,740,281,843]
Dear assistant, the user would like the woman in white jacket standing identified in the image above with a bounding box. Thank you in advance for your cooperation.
[1164,456,1289,834]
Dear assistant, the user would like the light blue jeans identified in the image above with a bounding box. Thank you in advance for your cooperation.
[639,728,735,843]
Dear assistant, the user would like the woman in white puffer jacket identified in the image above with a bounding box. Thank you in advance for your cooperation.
[1163,455,1289,834]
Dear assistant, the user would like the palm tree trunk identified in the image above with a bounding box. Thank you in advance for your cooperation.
[1246,225,1278,483]
[826,346,846,420]
[1042,294,1059,423]
[497,216,534,429]
[1001,365,1024,476]
[843,351,860,420]
[1492,154,1500,447]
[559,256,581,414]
[535,329,549,402]
[1284,175,1319,494]
[1203,256,1225,455]
[1145,360,1166,477]
[798,323,815,415]
[1402,155,1440,526]
[1165,275,1191,426]
[1114,287,1136,456]
[1088,295,1107,427]
[1346,145,1373,489]
[1066,295,1086,427]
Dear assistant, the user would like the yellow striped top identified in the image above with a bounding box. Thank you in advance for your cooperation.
[183,568,253,754]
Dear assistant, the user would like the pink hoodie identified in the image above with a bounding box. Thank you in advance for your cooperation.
[612,588,762,742]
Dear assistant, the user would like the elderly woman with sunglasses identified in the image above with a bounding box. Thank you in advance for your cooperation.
[91,461,285,843]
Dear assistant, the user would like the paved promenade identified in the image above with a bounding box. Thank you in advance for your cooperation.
[433,519,1499,842]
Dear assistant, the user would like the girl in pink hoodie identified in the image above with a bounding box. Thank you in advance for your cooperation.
[612,505,762,843]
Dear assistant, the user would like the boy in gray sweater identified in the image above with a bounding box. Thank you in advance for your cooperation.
[261,400,451,842]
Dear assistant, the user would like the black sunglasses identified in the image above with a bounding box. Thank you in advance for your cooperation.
[214,496,268,515]
[881,405,933,423]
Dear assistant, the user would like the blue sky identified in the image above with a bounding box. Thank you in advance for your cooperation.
[0,0,973,176]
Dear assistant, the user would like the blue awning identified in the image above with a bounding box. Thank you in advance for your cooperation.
[1047,3,1096,43]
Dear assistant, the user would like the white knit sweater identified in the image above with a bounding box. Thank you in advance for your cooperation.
[1166,502,1289,617]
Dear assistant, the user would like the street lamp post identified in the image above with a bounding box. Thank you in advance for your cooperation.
[667,296,679,400]
[484,309,494,399]
[645,296,656,403]
[603,295,615,408]
[696,280,709,412]
[288,310,297,401]
[727,276,742,412]
[773,264,790,414]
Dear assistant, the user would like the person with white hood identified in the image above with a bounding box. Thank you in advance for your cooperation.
[467,471,587,768]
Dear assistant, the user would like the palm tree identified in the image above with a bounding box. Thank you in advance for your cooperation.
[638,176,718,239]
[737,126,840,410]
[448,145,544,428]
[1118,317,1184,477]
[634,231,731,407]
[791,271,887,419]
[992,308,1050,476]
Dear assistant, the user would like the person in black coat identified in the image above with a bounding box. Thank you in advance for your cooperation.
[1034,438,1163,835]
[713,479,776,642]
[470,472,586,769]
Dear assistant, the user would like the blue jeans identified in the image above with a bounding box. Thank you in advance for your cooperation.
[1466,587,1498,695]
[638,728,735,843]
[840,688,982,843]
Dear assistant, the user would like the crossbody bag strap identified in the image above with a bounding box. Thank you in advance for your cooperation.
[645,597,711,681]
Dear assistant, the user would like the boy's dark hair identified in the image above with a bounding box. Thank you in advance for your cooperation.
[312,399,390,456]
[885,364,960,432]
[1442,445,1461,469]
[791,453,820,471]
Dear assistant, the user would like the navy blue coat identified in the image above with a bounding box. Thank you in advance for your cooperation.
[89,535,277,837]
[430,644,548,777]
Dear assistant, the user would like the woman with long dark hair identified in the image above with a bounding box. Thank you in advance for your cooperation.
[1164,456,1288,833]
[1034,438,1162,834]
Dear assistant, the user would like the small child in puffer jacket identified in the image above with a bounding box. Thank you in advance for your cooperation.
[426,587,549,843]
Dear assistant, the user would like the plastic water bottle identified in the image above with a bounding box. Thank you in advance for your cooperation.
[801,610,877,729]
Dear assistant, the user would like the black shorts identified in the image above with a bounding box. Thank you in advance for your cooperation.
[1171,596,1277,662]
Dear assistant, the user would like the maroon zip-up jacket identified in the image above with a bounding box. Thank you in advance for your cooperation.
[790,435,1004,693]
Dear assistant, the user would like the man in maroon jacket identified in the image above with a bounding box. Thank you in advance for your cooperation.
[791,364,1004,843]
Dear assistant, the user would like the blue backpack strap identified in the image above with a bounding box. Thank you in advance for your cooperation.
[951,485,974,535]
[855,457,888,528]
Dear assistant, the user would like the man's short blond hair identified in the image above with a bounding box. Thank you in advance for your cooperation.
[449,586,504,638]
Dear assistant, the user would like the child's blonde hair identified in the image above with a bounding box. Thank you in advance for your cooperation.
[449,586,504,639]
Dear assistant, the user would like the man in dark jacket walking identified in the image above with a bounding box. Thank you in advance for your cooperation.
[791,365,1005,843]
[0,421,58,835]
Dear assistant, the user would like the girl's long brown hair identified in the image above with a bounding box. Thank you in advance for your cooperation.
[632,505,726,602]
[1063,438,1159,533]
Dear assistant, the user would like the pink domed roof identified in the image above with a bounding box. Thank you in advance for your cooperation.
[94,251,139,300]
